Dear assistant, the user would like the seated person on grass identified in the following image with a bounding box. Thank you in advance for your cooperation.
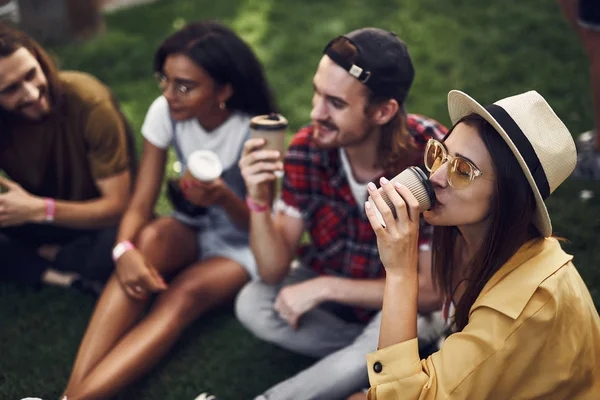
[0,24,135,294]
[62,20,278,400]
[235,28,448,400]
[364,89,600,399]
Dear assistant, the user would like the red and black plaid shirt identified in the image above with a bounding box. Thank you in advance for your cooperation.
[281,114,447,322]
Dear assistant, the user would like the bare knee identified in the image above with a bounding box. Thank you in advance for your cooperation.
[235,281,266,325]
[136,218,195,274]
[136,220,169,253]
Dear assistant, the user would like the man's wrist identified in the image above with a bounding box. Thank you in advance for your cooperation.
[246,196,269,213]
[44,198,56,222]
[314,276,334,303]
[33,197,53,223]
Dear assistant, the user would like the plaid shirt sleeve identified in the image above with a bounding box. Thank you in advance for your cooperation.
[407,113,448,148]
[280,126,314,213]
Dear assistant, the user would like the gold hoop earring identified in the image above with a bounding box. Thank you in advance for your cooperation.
[219,102,226,110]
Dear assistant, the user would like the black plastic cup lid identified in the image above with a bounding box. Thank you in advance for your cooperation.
[250,113,288,130]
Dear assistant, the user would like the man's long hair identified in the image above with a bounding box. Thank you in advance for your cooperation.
[328,37,418,174]
[0,24,138,179]
[0,23,63,123]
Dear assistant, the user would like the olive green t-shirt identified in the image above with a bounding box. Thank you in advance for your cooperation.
[0,71,131,201]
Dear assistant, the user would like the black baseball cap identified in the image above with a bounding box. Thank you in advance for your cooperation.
[323,27,415,104]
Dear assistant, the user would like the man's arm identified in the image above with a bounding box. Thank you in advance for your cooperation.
[0,171,130,229]
[250,208,305,284]
[239,137,306,283]
[285,249,441,312]
[51,170,131,228]
[308,276,386,309]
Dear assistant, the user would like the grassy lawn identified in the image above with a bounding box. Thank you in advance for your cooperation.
[1,0,599,399]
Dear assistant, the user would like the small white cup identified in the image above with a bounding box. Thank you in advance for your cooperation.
[185,150,223,183]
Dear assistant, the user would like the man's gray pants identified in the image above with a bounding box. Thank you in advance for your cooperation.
[235,266,445,400]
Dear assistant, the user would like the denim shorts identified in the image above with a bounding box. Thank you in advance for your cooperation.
[172,210,258,280]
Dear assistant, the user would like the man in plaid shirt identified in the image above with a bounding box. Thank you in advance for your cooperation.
[237,28,447,400]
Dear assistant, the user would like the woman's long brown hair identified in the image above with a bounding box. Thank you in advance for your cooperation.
[431,114,543,331]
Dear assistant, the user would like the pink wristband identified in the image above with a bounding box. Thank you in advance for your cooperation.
[112,240,135,262]
[246,196,269,213]
[44,198,56,222]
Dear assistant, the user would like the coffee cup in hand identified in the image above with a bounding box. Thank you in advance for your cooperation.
[250,113,288,177]
[368,166,436,227]
[181,150,223,188]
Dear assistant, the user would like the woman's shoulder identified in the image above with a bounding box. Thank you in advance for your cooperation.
[208,112,251,144]
[471,238,572,320]
[141,96,173,149]
[146,95,170,118]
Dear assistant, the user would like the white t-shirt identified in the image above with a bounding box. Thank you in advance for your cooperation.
[276,147,368,218]
[141,96,250,170]
[339,148,369,210]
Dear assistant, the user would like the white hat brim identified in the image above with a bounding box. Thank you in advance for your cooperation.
[447,90,552,236]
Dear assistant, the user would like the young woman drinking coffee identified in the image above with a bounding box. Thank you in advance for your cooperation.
[364,90,600,399]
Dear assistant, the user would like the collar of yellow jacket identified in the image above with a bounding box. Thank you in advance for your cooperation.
[469,237,573,320]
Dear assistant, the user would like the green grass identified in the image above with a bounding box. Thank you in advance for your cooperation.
[1,0,600,399]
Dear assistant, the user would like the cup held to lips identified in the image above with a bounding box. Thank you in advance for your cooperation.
[368,166,436,227]
[250,113,288,177]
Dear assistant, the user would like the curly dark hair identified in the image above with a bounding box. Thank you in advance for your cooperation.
[154,20,277,116]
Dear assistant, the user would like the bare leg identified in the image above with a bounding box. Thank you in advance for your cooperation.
[65,256,249,400]
[64,217,196,394]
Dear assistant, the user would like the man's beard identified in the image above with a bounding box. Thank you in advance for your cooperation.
[312,119,377,150]
[13,85,51,120]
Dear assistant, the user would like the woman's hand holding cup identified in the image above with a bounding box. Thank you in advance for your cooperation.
[180,150,224,207]
[365,177,421,277]
[182,177,228,207]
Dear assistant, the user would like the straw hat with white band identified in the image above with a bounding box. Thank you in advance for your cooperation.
[447,90,577,237]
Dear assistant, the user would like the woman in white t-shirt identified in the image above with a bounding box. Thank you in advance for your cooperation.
[63,21,277,399]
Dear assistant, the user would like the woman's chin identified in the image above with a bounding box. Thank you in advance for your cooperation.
[169,108,193,121]
[423,208,448,226]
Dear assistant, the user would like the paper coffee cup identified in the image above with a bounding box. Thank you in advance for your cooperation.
[182,150,223,185]
[250,113,288,177]
[368,166,436,227]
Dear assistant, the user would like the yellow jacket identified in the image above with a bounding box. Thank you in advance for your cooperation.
[367,238,600,399]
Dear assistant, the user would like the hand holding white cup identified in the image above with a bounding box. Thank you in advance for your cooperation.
[181,150,223,188]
